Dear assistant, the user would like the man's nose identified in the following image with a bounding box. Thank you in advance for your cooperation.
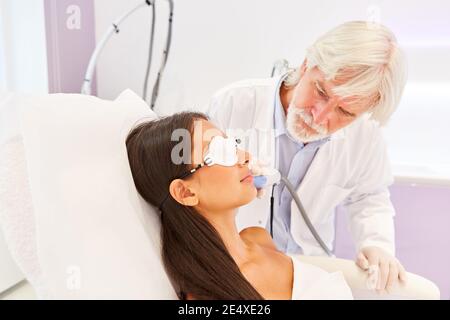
[311,100,333,125]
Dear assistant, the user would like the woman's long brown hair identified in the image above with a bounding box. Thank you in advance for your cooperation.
[126,111,263,300]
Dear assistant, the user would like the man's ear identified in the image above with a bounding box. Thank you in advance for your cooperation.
[169,179,199,206]
[299,59,307,77]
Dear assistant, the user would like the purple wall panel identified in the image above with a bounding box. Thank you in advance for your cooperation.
[44,0,96,94]
[335,184,450,299]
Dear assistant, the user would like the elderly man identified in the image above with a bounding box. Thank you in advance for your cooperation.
[208,21,408,294]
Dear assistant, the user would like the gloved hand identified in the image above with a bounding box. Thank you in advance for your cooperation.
[356,246,407,294]
[248,159,272,199]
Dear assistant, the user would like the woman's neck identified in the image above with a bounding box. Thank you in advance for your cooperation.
[202,209,252,267]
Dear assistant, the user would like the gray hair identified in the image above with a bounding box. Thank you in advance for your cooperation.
[284,21,407,126]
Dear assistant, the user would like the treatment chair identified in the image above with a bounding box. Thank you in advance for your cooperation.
[0,90,440,299]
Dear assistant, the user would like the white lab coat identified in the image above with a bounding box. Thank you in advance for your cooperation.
[208,75,396,256]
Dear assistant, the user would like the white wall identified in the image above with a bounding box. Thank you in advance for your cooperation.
[93,0,450,181]
[0,0,48,93]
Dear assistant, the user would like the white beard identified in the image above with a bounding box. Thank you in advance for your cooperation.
[286,105,329,143]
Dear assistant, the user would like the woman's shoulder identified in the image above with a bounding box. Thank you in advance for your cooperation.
[239,226,277,250]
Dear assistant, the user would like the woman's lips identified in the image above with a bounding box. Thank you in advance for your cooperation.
[240,174,253,183]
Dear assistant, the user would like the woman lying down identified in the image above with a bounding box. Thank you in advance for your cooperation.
[126,111,353,300]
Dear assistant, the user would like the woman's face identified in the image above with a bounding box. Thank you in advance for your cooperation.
[186,119,257,213]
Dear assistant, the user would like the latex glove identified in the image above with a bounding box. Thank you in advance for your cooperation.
[248,159,272,199]
[356,246,407,294]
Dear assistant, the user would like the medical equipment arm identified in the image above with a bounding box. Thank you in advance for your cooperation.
[81,1,152,95]
[81,0,174,110]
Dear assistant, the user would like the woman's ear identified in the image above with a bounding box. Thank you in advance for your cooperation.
[169,179,199,206]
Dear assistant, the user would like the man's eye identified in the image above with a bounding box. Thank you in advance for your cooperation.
[339,107,354,117]
[317,88,327,98]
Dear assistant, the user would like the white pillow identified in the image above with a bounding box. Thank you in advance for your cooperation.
[19,89,177,299]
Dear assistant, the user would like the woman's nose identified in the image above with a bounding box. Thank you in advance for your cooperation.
[237,148,251,165]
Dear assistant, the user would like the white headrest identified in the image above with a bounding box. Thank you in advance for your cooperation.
[19,89,177,299]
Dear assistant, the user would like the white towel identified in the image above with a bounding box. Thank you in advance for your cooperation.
[0,135,48,298]
[289,254,353,300]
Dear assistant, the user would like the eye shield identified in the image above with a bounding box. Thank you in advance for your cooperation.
[176,135,242,180]
[203,135,241,167]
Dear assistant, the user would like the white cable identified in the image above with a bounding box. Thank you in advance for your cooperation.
[281,175,334,257]
[150,0,173,109]
[142,2,156,102]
